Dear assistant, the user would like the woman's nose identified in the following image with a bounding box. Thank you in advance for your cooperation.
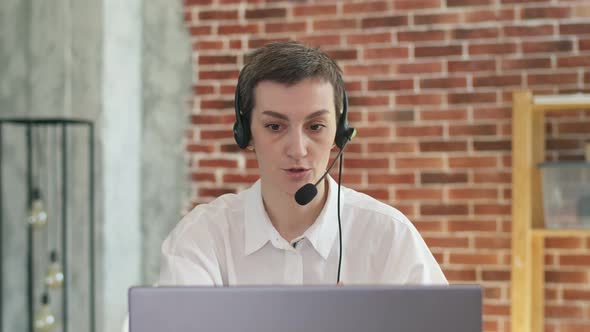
[286,128,308,159]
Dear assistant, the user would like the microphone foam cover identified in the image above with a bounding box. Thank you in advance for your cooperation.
[295,183,317,206]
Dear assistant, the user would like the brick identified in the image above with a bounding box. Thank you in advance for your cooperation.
[560,254,590,266]
[198,9,238,20]
[447,0,491,6]
[198,55,237,65]
[523,40,573,53]
[396,157,444,169]
[474,204,511,215]
[557,55,590,68]
[484,304,510,316]
[475,237,511,249]
[367,142,416,153]
[563,289,590,301]
[420,141,467,152]
[423,236,469,248]
[200,129,234,140]
[314,19,358,31]
[449,188,498,200]
[217,24,262,35]
[522,6,570,20]
[414,13,460,25]
[469,42,516,55]
[450,253,498,265]
[397,61,443,74]
[189,26,212,36]
[449,156,497,168]
[472,140,511,151]
[448,92,497,104]
[348,96,389,106]
[191,114,235,125]
[473,172,511,184]
[473,107,511,120]
[359,188,390,200]
[396,125,444,137]
[396,188,443,200]
[413,220,444,232]
[452,27,499,40]
[503,24,553,37]
[199,158,238,168]
[464,9,515,23]
[192,84,215,95]
[248,37,290,48]
[364,47,409,60]
[581,38,590,51]
[449,124,497,136]
[415,45,462,57]
[245,8,286,19]
[187,144,215,153]
[501,0,550,3]
[473,75,521,87]
[396,94,443,106]
[343,1,389,14]
[355,126,391,137]
[293,4,337,16]
[545,305,583,319]
[421,172,468,184]
[422,204,468,216]
[223,173,259,184]
[420,109,468,121]
[200,99,234,109]
[483,287,502,299]
[528,73,578,86]
[398,30,446,42]
[229,39,241,49]
[367,110,415,122]
[298,35,341,47]
[444,269,477,282]
[344,64,391,76]
[199,187,235,197]
[448,59,495,72]
[361,16,408,29]
[346,32,392,45]
[194,40,224,50]
[562,323,590,332]
[546,139,580,150]
[185,0,213,5]
[265,22,306,33]
[368,173,415,184]
[344,158,389,169]
[420,77,466,89]
[448,220,497,232]
[558,122,590,134]
[482,269,510,281]
[325,49,358,61]
[220,144,241,153]
[368,79,413,91]
[501,57,551,70]
[395,0,441,10]
[191,172,215,182]
[199,70,239,80]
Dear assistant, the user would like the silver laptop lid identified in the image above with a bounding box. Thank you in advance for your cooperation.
[129,285,481,332]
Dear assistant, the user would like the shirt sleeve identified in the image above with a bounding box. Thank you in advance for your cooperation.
[381,218,448,285]
[158,217,223,286]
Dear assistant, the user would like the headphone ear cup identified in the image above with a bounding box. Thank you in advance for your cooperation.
[233,85,251,149]
[233,121,247,149]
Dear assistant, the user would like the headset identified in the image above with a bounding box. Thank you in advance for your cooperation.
[233,84,355,149]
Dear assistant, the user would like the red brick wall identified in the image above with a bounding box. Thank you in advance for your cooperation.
[184,1,590,331]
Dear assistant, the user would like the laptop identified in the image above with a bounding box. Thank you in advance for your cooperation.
[129,285,481,332]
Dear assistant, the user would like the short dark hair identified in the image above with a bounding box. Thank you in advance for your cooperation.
[236,41,345,123]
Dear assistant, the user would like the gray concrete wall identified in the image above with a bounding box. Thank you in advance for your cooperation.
[0,0,189,331]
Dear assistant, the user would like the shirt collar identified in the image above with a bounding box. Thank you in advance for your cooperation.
[243,176,340,259]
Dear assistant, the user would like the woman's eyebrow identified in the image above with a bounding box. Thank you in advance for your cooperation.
[260,109,330,121]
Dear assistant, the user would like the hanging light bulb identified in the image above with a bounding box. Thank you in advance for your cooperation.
[45,250,64,289]
[34,292,56,332]
[28,188,48,228]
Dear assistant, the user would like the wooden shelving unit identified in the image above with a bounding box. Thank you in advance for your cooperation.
[511,91,590,332]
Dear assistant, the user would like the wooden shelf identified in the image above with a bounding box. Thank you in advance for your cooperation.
[511,90,590,332]
[531,228,590,238]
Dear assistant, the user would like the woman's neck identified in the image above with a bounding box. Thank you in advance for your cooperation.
[261,180,329,242]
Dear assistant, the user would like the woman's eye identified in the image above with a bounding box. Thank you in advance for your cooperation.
[265,124,282,131]
[309,124,326,131]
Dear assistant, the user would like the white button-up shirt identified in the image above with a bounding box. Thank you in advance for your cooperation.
[159,176,447,286]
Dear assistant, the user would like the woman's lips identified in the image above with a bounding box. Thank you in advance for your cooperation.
[283,167,311,181]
